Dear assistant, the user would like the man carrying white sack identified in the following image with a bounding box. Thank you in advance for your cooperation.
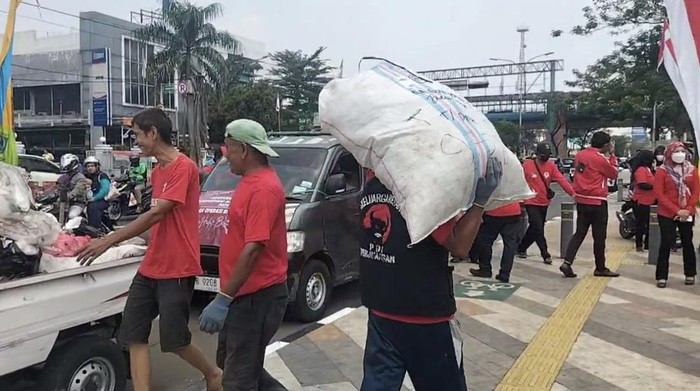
[359,158,502,391]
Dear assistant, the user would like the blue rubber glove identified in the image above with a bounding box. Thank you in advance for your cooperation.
[198,293,232,334]
[474,157,503,207]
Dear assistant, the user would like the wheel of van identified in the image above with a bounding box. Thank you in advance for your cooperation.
[291,259,332,323]
[107,202,122,222]
[37,335,127,391]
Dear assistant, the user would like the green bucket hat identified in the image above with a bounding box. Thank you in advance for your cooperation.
[224,119,279,157]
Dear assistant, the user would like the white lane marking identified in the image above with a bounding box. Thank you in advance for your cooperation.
[318,307,356,325]
[265,341,290,356]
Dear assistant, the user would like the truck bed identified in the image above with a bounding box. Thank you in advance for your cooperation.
[0,256,142,375]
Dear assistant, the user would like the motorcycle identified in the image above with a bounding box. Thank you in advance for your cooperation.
[35,188,113,235]
[616,200,636,239]
[616,200,682,251]
[35,189,60,217]
[107,175,143,221]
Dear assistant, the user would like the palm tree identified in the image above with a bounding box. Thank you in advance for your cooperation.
[134,1,237,164]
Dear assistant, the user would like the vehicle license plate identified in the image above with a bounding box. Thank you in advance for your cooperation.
[194,276,220,292]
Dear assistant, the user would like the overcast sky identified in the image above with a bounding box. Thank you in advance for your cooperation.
[6,0,641,93]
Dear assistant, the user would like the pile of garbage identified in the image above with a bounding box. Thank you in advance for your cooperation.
[0,162,147,281]
[0,162,62,254]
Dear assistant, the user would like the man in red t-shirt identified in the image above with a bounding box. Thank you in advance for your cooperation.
[561,131,620,279]
[469,202,526,283]
[77,108,222,391]
[198,119,288,390]
[517,143,575,264]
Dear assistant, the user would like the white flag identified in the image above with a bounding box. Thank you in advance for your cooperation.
[664,0,700,141]
[275,93,280,112]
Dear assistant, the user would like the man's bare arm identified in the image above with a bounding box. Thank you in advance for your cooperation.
[442,205,485,258]
[102,200,175,248]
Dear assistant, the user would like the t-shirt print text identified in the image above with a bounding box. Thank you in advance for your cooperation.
[360,242,396,264]
[361,197,397,264]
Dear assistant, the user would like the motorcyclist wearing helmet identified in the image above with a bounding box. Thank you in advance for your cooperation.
[84,156,112,229]
[59,154,91,220]
[127,155,147,213]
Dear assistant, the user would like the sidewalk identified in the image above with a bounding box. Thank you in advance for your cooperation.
[261,199,700,391]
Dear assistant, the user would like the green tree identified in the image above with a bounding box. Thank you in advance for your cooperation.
[493,121,520,152]
[208,82,277,143]
[135,1,237,163]
[492,121,537,155]
[612,135,632,156]
[569,0,663,36]
[136,1,237,87]
[563,0,692,142]
[223,54,263,89]
[270,47,333,130]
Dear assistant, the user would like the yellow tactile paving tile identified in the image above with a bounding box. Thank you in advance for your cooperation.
[495,243,630,391]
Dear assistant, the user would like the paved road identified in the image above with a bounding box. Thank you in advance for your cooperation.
[143,282,361,390]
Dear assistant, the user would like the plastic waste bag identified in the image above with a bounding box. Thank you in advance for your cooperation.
[40,244,147,273]
[0,162,34,218]
[319,59,534,243]
[44,233,92,258]
[0,210,61,255]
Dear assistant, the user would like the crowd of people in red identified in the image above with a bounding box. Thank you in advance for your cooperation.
[459,132,698,290]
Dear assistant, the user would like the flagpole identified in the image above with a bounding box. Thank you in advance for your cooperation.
[275,93,281,131]
[652,100,657,145]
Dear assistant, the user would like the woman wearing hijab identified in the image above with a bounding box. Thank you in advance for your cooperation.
[654,141,699,288]
[654,145,666,169]
[630,150,655,252]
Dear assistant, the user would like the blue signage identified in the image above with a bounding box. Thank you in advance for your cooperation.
[91,48,107,64]
[92,98,109,126]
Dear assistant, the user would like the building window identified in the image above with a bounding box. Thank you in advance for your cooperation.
[123,37,176,110]
[13,87,31,111]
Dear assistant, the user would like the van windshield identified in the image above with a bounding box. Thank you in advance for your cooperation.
[201,147,329,199]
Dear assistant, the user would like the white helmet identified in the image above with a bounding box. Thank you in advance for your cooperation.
[84,156,100,165]
[60,154,80,173]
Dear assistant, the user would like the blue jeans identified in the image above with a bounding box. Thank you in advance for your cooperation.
[361,311,467,391]
[87,200,108,229]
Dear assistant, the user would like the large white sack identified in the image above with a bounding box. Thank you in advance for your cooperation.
[319,60,534,244]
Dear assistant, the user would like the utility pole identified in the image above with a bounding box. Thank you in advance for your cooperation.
[516,26,529,156]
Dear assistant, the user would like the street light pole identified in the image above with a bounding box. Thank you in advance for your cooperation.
[489,48,555,157]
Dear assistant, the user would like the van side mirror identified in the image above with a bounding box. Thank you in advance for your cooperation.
[324,173,347,195]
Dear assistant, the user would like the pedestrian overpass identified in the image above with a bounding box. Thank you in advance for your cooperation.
[417,61,646,154]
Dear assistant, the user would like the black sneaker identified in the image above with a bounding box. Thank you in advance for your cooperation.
[559,262,577,278]
[516,252,528,259]
[450,257,465,264]
[543,257,553,265]
[469,268,492,278]
[495,274,510,283]
[636,246,644,252]
[594,268,620,278]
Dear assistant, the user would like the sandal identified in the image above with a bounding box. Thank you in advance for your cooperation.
[685,276,695,285]
[657,280,667,288]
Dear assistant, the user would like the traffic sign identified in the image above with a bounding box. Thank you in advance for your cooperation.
[178,81,188,95]
[454,278,521,301]
[163,83,175,93]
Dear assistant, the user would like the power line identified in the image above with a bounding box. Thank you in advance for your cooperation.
[20,1,143,36]
[3,9,277,68]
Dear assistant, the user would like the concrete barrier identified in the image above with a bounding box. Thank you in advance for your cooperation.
[617,178,625,202]
[648,205,659,265]
[560,202,574,258]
